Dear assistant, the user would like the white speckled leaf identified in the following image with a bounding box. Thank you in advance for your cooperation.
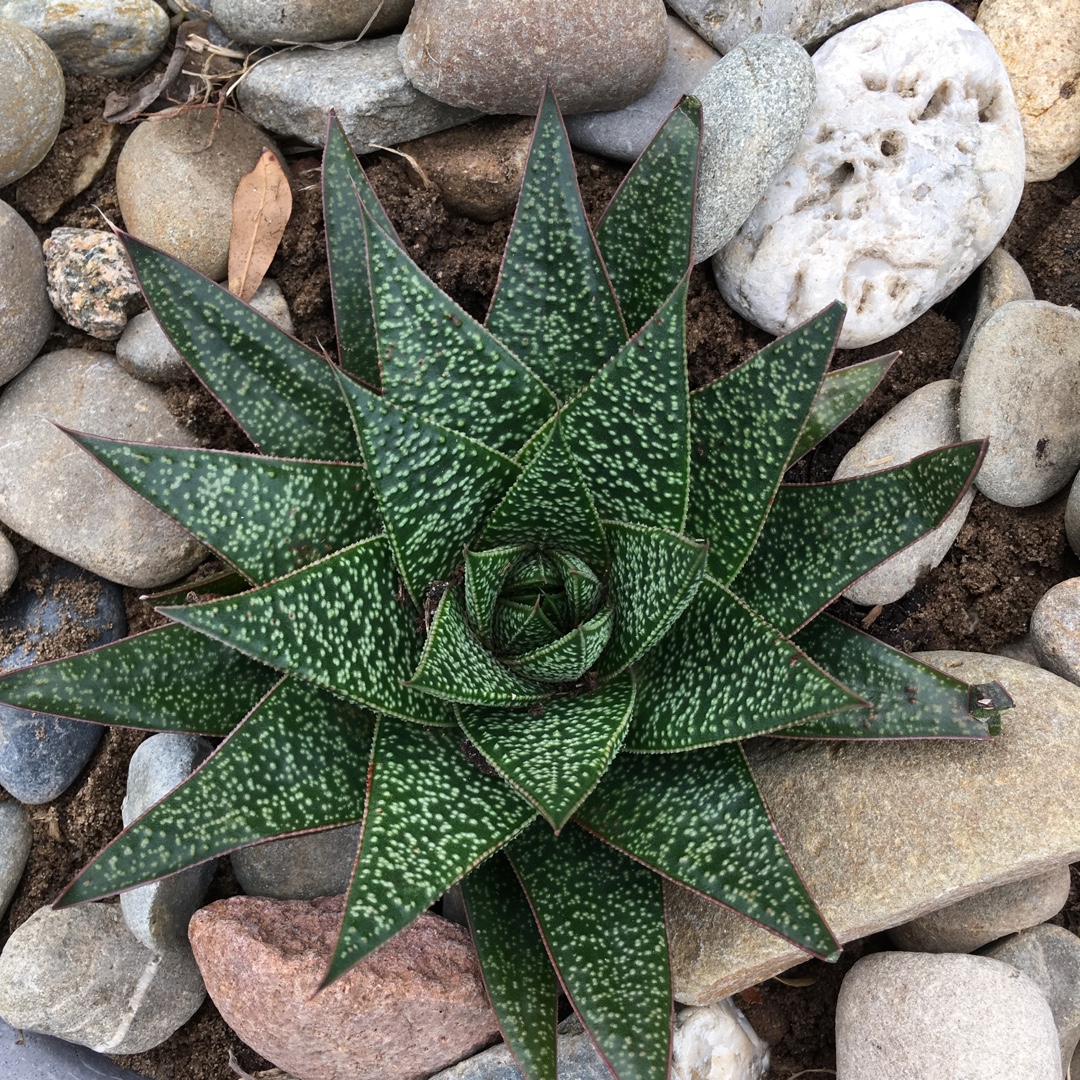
[465,545,528,644]
[507,821,671,1080]
[503,606,612,684]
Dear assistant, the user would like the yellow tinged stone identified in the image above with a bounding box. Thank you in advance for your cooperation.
[668,652,1080,1003]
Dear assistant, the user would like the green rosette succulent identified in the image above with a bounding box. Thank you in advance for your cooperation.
[0,91,1008,1080]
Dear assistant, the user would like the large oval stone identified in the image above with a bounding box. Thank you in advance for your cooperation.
[0,200,51,386]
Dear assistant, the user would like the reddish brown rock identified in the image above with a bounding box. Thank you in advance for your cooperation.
[189,895,499,1080]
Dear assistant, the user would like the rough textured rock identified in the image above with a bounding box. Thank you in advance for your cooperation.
[230,823,361,901]
[835,952,1061,1079]
[977,0,1080,182]
[0,801,31,919]
[213,0,412,45]
[667,0,905,52]
[952,247,1034,379]
[399,0,669,115]
[836,380,973,606]
[189,897,500,1080]
[1031,578,1080,686]
[0,0,169,77]
[958,300,1080,507]
[237,36,480,153]
[565,15,719,164]
[0,18,65,187]
[0,903,205,1054]
[668,652,1080,1003]
[0,349,206,588]
[43,228,141,340]
[713,2,1024,349]
[886,864,1071,952]
[691,34,816,263]
[0,200,51,386]
[983,923,1080,1075]
[116,110,284,282]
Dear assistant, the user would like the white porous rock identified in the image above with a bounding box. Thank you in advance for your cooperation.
[667,0,905,53]
[713,2,1025,350]
[836,380,972,607]
[0,349,206,588]
[958,300,1080,507]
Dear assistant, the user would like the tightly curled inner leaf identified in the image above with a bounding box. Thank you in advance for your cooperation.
[0,90,1009,1080]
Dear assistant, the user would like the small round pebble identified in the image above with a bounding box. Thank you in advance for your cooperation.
[0,801,31,919]
[116,110,286,282]
[835,951,1061,1079]
[958,300,1080,507]
[0,535,17,597]
[0,200,52,386]
[399,0,669,115]
[43,228,141,340]
[230,822,362,901]
[213,0,412,45]
[1030,578,1080,686]
[0,18,65,187]
[116,277,294,384]
[887,864,1071,953]
[0,0,169,78]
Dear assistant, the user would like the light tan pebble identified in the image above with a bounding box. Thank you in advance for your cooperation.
[1030,578,1080,686]
[0,199,52,385]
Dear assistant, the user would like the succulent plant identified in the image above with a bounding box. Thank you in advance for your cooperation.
[0,91,1009,1080]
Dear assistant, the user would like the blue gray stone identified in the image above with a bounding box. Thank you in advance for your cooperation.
[0,1017,151,1080]
[121,733,215,951]
[0,799,31,918]
[0,558,126,804]
[231,821,361,900]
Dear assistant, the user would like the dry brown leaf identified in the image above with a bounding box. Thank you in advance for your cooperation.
[228,148,292,302]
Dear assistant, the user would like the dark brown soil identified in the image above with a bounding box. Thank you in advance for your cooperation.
[1,5,1079,1077]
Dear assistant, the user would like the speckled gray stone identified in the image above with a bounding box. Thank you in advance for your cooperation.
[0,201,50,385]
[952,247,1034,379]
[691,34,816,263]
[121,734,215,951]
[0,801,31,919]
[0,19,64,187]
[0,0,169,77]
[0,349,206,588]
[1030,578,1080,687]
[667,0,905,52]
[116,278,294,385]
[835,380,973,606]
[0,903,204,1055]
[213,0,412,45]
[0,1017,151,1080]
[116,110,285,282]
[887,864,1071,953]
[983,923,1080,1075]
[231,822,362,901]
[565,15,719,164]
[668,653,1080,1004]
[959,300,1080,507]
[835,952,1060,1080]
[237,35,480,152]
[1067,480,1080,562]
[995,634,1041,667]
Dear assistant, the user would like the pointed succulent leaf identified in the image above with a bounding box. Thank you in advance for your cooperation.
[462,854,559,1080]
[460,672,635,830]
[486,88,626,402]
[322,114,396,387]
[162,537,455,726]
[503,606,613,683]
[626,577,866,752]
[595,97,700,335]
[481,423,609,570]
[577,743,837,957]
[60,677,374,904]
[146,567,251,606]
[70,434,380,585]
[361,204,557,455]
[597,522,707,678]
[563,278,691,532]
[507,821,671,1080]
[339,373,520,604]
[0,624,274,736]
[788,354,895,464]
[408,586,549,705]
[730,443,984,635]
[688,305,842,583]
[493,599,559,655]
[792,615,1000,738]
[465,545,529,644]
[553,552,601,624]
[123,234,359,462]
[326,718,536,982]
